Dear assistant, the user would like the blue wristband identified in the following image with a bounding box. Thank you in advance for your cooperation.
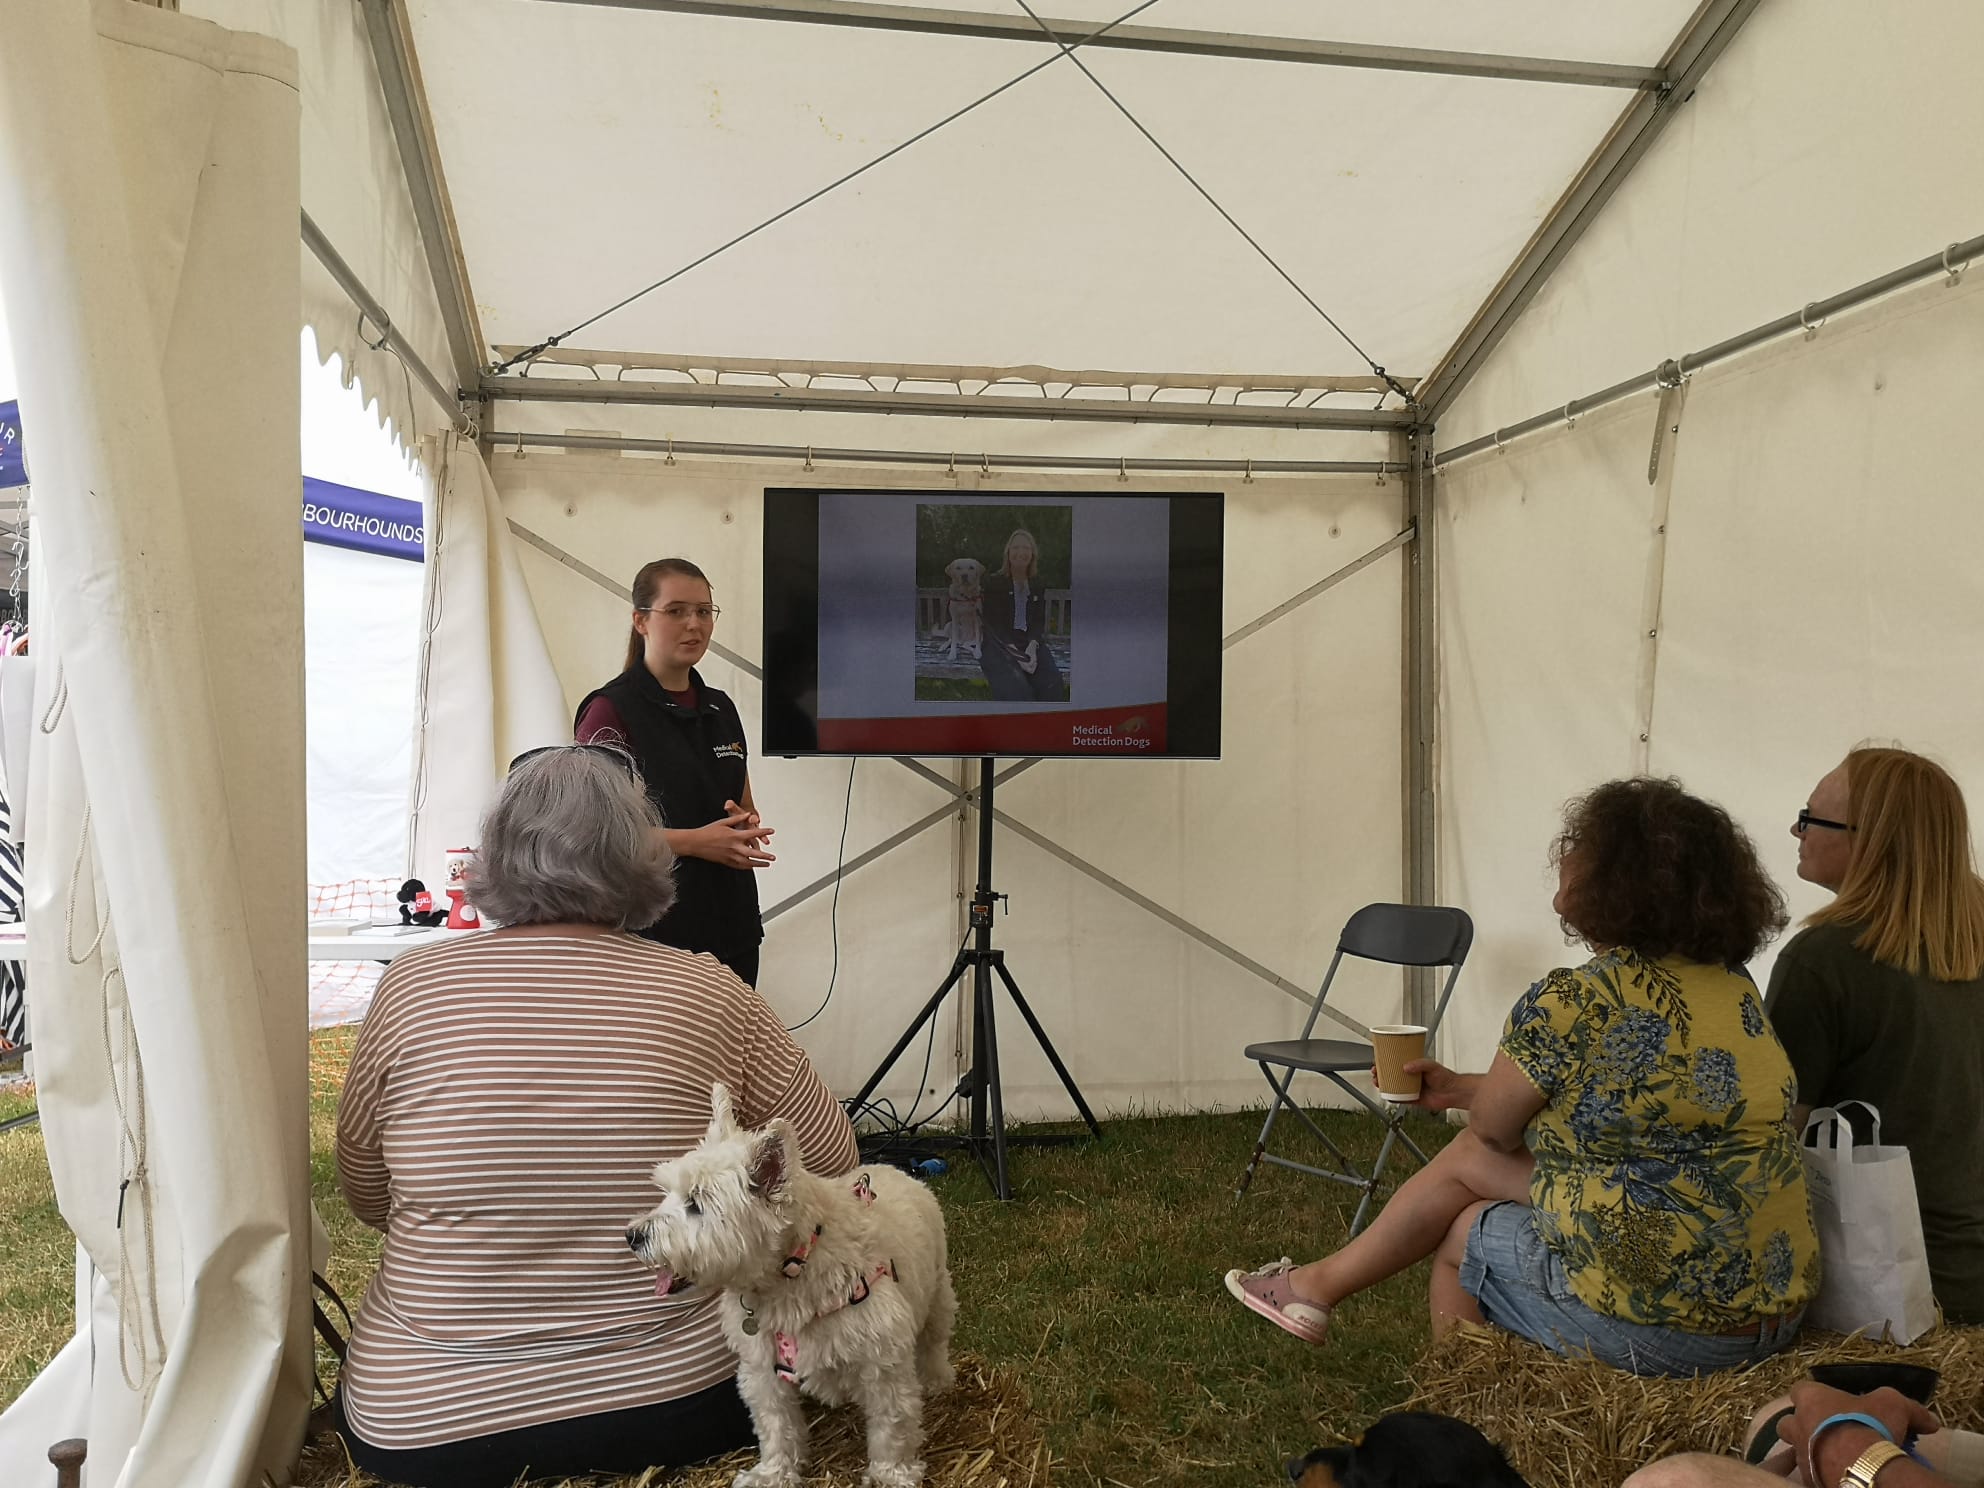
[1810,1413,1896,1454]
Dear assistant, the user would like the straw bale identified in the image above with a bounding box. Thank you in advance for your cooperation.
[294,1354,1049,1488]
[1396,1324,1984,1488]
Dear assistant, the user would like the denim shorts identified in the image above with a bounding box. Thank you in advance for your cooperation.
[1458,1201,1805,1378]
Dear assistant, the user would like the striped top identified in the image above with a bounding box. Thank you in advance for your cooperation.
[335,926,859,1449]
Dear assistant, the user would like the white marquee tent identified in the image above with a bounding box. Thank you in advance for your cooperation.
[2,0,1981,1482]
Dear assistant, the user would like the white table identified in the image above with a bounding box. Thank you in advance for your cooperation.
[0,923,481,963]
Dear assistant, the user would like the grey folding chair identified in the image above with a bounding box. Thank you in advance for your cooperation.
[1235,902,1474,1235]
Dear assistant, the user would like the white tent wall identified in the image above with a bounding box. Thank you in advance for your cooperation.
[1437,0,1984,452]
[494,451,1404,1118]
[0,1,311,1483]
[1430,0,1984,1071]
[304,541,424,883]
[1435,271,1984,1073]
[407,432,570,879]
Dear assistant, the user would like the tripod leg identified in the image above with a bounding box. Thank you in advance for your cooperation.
[977,960,1011,1200]
[852,952,970,1109]
[993,960,1102,1138]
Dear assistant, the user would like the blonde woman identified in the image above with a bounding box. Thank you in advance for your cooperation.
[1769,746,1984,1322]
[977,528,1067,702]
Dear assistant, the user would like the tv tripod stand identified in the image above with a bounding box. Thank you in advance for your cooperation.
[850,758,1100,1199]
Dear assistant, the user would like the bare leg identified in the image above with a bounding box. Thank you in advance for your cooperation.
[1621,1454,1790,1488]
[1429,1200,1493,1338]
[1283,1127,1532,1308]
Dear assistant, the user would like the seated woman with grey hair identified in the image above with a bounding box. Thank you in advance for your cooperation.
[329,744,859,1488]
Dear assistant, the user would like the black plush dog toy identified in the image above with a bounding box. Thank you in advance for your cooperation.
[396,878,450,927]
[1287,1412,1530,1488]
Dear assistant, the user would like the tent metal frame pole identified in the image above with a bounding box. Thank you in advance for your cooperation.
[488,427,1404,476]
[514,0,1662,89]
[301,211,473,434]
[478,377,1409,431]
[357,0,487,388]
[1436,230,1984,469]
[1416,0,1766,419]
[1401,427,1437,1027]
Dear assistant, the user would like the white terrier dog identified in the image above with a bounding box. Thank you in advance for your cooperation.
[627,1084,956,1488]
[928,557,985,661]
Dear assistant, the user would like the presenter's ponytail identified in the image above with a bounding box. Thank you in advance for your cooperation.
[625,557,713,673]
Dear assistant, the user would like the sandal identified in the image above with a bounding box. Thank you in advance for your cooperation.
[1223,1258,1331,1344]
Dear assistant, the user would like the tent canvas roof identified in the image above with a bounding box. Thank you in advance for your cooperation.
[398,0,1703,393]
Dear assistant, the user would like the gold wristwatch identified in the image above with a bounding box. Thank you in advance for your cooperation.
[1839,1439,1908,1488]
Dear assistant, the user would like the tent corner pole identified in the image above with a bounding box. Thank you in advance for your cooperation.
[1402,425,1437,1027]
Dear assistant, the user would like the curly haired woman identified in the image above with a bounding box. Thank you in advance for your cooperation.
[1225,778,1819,1377]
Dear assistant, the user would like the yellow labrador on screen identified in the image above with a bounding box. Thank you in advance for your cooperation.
[929,557,984,660]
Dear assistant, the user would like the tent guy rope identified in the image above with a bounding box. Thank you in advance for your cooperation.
[1011,0,1411,407]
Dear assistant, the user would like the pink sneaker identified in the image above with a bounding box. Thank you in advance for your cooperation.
[1223,1258,1331,1344]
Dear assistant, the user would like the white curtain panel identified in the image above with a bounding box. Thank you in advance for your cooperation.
[0,3,312,1483]
[407,431,568,882]
[183,0,461,449]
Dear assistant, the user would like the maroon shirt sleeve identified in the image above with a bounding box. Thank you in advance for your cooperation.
[575,694,628,745]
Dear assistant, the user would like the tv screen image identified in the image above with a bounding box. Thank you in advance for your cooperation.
[763,489,1222,759]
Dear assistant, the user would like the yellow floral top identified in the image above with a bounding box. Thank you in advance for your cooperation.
[1499,949,1820,1331]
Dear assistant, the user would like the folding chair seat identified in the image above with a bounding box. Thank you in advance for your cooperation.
[1235,902,1473,1235]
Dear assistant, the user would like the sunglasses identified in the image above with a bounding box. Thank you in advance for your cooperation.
[1795,808,1855,834]
[508,743,640,776]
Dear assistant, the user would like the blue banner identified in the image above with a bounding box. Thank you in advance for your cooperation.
[302,476,424,562]
[0,403,24,489]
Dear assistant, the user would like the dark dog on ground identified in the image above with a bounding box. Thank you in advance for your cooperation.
[1286,1411,1530,1488]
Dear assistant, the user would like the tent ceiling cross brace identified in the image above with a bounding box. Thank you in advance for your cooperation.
[513,0,1665,90]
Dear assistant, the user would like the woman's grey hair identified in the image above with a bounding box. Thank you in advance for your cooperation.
[466,746,675,929]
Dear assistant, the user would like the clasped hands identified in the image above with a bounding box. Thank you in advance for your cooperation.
[694,800,776,869]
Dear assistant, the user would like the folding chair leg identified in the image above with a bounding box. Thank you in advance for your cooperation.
[1236,1064,1297,1196]
[1348,1123,1403,1237]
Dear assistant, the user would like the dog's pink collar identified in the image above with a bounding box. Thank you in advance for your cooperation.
[779,1225,823,1280]
[777,1175,876,1279]
[773,1259,899,1385]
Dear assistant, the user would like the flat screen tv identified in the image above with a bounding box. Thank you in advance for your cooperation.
[762,489,1222,758]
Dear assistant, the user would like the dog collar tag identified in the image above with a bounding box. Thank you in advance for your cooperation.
[740,1309,760,1337]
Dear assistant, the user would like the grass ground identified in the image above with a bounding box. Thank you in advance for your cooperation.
[913,677,995,702]
[4,1031,1451,1487]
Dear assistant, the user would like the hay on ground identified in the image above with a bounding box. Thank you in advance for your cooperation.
[1397,1324,1984,1488]
[294,1354,1048,1488]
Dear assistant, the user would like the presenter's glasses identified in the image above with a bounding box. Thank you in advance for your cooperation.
[1794,809,1856,834]
[641,603,721,624]
[508,743,641,777]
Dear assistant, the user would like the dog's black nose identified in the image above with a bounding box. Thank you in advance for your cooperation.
[1284,1457,1304,1483]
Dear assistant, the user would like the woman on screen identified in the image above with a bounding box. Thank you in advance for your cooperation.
[573,557,774,986]
[978,528,1068,703]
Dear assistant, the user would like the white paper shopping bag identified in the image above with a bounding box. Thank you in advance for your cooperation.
[1802,1103,1938,1344]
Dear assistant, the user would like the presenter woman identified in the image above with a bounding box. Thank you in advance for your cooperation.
[978,528,1068,702]
[575,558,774,984]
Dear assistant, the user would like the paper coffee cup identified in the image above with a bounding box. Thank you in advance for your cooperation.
[1370,1025,1428,1102]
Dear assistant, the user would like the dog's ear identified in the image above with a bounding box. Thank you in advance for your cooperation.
[747,1120,798,1197]
[707,1082,738,1141]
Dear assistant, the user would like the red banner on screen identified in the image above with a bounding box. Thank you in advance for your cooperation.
[818,702,1168,755]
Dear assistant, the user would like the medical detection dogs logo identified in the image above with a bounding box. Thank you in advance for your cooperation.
[1071,715,1152,750]
[711,742,746,761]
